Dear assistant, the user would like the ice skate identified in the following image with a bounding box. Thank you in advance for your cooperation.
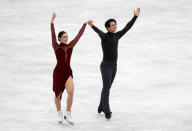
[64,111,74,125]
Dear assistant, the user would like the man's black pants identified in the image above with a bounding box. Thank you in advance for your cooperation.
[99,60,117,113]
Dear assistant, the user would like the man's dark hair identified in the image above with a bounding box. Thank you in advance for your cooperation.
[105,19,117,29]
[58,31,66,41]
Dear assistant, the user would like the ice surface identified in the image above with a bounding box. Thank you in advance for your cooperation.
[0,0,192,130]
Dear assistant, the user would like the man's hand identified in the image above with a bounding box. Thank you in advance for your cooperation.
[134,8,140,16]
[51,13,56,23]
[87,19,93,27]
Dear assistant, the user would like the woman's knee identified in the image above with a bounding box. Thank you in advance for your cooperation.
[68,89,74,97]
[55,93,61,100]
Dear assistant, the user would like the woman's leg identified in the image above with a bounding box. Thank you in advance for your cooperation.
[55,92,63,123]
[65,76,74,112]
[55,93,62,111]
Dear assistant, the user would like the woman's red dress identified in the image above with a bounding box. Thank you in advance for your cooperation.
[51,23,86,98]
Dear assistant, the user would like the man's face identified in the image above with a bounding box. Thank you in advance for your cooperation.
[107,21,117,33]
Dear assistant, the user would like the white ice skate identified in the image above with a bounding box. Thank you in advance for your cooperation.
[57,111,63,124]
[64,111,74,125]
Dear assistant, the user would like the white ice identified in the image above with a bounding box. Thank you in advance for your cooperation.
[0,0,192,131]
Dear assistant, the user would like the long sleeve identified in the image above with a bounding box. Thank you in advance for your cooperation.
[51,23,58,51]
[116,15,138,39]
[68,23,87,48]
[92,25,105,39]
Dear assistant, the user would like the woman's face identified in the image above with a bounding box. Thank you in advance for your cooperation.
[59,33,68,44]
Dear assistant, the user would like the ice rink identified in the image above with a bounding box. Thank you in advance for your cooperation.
[0,0,192,130]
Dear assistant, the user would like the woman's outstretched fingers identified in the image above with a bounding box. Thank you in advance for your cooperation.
[51,13,56,23]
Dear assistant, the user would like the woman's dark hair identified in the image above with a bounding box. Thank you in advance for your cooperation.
[58,31,67,41]
[105,19,116,29]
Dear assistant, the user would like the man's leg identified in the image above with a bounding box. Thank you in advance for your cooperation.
[100,66,113,113]
[99,63,117,112]
[98,92,103,112]
[111,65,117,85]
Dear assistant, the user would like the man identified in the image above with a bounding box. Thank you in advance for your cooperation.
[88,8,140,119]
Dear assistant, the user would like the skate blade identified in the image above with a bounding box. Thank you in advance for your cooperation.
[65,120,74,125]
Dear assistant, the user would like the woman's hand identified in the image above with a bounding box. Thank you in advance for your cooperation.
[51,13,56,23]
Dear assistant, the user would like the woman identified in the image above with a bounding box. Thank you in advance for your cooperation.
[51,13,87,124]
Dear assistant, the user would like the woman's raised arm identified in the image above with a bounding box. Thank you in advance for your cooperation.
[51,13,58,51]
